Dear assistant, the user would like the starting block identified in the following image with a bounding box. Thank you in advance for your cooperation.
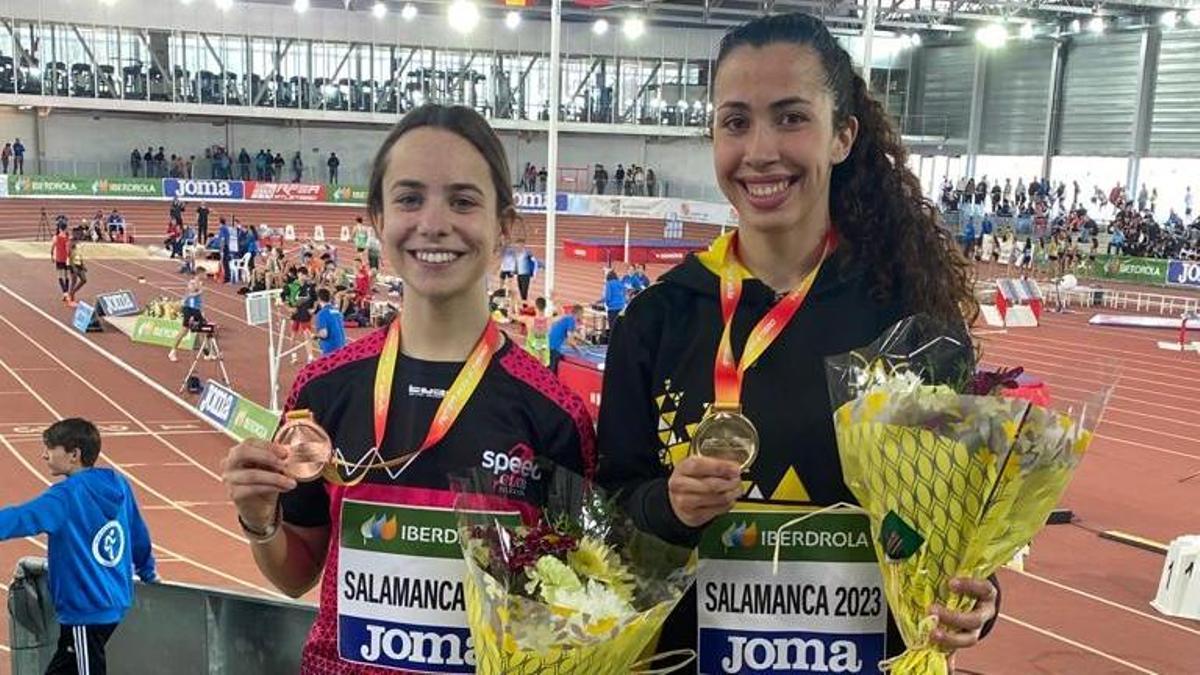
[313,225,326,242]
[1151,535,1200,621]
[284,224,297,241]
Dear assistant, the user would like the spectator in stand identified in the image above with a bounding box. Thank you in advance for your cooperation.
[614,164,626,195]
[1186,186,1194,218]
[291,151,304,183]
[273,152,285,182]
[0,418,158,675]
[1109,182,1124,210]
[129,148,141,177]
[990,182,1001,213]
[155,146,166,177]
[1,142,10,173]
[1137,185,1149,212]
[646,168,657,197]
[187,155,195,179]
[312,288,347,356]
[537,165,548,191]
[12,138,25,175]
[265,149,276,182]
[327,152,340,184]
[963,177,975,209]
[1107,225,1125,255]
[246,224,261,272]
[107,210,126,242]
[594,164,608,195]
[238,148,251,180]
[254,150,266,181]
[975,176,988,210]
[217,217,235,283]
[196,201,211,243]
[143,147,154,177]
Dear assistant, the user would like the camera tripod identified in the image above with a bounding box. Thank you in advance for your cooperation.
[179,327,230,393]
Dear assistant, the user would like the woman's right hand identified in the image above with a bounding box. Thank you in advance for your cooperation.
[668,456,744,528]
[220,440,297,530]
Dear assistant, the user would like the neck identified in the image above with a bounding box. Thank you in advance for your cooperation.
[400,288,492,362]
[736,212,830,292]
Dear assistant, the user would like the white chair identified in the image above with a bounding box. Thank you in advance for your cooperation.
[229,252,252,284]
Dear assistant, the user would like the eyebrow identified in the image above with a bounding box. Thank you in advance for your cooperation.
[390,179,485,195]
[717,97,813,112]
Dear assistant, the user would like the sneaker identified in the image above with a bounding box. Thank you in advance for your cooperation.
[167,350,178,362]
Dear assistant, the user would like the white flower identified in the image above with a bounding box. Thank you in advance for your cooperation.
[551,579,636,624]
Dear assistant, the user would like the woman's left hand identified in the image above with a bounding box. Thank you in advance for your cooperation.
[928,577,998,651]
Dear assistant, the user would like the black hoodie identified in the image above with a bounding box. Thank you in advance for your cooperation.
[596,233,996,668]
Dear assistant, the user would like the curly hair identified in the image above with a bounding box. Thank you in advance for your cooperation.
[716,13,977,326]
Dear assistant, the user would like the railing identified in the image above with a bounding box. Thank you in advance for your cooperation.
[8,557,315,675]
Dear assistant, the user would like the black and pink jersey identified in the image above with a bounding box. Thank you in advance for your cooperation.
[279,322,595,674]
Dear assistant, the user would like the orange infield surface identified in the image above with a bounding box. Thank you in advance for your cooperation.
[0,199,1198,674]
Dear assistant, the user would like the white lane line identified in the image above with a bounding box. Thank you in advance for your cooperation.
[999,614,1159,674]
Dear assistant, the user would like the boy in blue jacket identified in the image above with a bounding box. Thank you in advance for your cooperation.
[0,418,157,675]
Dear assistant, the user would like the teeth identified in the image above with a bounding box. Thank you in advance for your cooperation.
[746,181,790,198]
[414,251,460,264]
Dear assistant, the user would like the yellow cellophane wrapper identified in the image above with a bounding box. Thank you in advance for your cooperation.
[834,391,1094,675]
[464,560,676,675]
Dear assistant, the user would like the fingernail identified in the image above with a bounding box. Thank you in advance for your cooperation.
[950,579,962,591]
[933,630,944,640]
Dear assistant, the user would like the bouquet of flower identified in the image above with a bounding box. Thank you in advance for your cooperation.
[825,314,1112,675]
[453,462,696,675]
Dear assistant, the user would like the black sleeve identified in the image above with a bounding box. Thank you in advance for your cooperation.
[980,574,1001,640]
[278,379,332,528]
[596,291,705,547]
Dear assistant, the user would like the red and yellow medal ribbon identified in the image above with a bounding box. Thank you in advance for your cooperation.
[331,318,501,484]
[712,229,836,410]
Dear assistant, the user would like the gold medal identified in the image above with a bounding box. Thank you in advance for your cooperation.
[690,408,759,470]
[272,410,333,482]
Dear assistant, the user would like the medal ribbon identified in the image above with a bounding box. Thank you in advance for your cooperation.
[713,229,836,409]
[353,318,501,474]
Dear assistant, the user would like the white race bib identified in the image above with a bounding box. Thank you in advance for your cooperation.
[696,507,887,675]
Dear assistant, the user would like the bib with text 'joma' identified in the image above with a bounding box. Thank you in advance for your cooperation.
[337,500,518,673]
[697,507,887,675]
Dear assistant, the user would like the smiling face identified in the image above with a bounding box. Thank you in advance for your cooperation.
[713,43,856,235]
[377,128,507,302]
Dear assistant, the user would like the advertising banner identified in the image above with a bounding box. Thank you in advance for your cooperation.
[91,177,162,198]
[162,178,245,200]
[327,185,369,204]
[1167,260,1200,288]
[1090,255,1170,285]
[196,380,279,440]
[245,181,327,202]
[131,315,194,349]
[9,176,92,197]
[513,191,569,213]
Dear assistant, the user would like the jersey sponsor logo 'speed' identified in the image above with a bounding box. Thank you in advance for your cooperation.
[358,623,475,667]
[720,636,862,674]
[482,444,542,496]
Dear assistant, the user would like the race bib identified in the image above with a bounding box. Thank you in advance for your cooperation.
[337,500,516,673]
[697,508,887,675]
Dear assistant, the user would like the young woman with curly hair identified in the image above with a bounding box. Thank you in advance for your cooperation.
[597,13,994,673]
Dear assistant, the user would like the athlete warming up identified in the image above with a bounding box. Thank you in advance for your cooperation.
[220,104,596,674]
[596,14,998,674]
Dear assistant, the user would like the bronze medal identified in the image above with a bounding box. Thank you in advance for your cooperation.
[273,410,333,482]
[689,408,759,470]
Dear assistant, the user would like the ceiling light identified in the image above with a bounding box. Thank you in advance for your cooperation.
[215,0,232,9]
[1069,18,1081,33]
[447,0,480,34]
[909,33,922,48]
[623,16,645,40]
[179,0,194,5]
[1019,23,1034,39]
[1087,16,1104,34]
[1160,11,1178,28]
[293,0,309,13]
[505,10,521,30]
[975,23,1008,49]
[592,18,609,36]
[372,1,387,19]
[1186,8,1200,26]
[401,2,417,20]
